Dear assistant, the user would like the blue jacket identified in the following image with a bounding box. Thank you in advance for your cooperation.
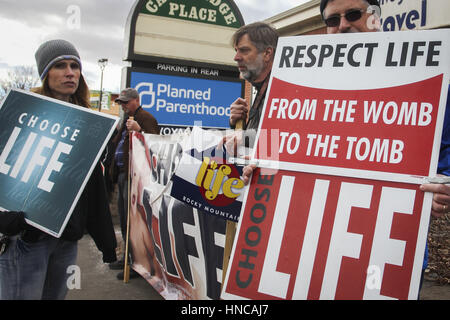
[424,85,450,270]
[437,85,450,176]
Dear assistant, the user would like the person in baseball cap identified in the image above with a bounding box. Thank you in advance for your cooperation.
[320,0,381,33]
[115,88,139,104]
[111,87,158,280]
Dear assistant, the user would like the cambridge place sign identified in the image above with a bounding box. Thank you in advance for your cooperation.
[142,0,242,28]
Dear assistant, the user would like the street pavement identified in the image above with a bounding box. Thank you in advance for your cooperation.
[66,228,449,300]
[66,185,163,300]
[66,229,163,300]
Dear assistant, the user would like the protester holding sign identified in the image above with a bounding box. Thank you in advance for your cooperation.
[110,88,159,279]
[0,39,117,300]
[223,22,278,151]
[242,0,450,223]
[229,22,278,130]
[230,0,450,299]
[321,0,450,208]
[322,0,450,299]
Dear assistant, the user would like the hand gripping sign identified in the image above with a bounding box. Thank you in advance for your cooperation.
[221,29,450,300]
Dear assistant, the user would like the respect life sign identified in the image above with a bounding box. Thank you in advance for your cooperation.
[222,29,450,300]
[0,90,119,237]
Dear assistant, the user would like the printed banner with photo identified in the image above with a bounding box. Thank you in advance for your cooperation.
[0,89,119,237]
[222,29,450,300]
[128,128,247,299]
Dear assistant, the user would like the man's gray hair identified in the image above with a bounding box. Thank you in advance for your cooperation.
[231,22,279,53]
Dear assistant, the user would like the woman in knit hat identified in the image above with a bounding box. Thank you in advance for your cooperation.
[32,39,90,107]
[0,39,117,300]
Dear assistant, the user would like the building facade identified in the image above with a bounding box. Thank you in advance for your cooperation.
[266,0,450,36]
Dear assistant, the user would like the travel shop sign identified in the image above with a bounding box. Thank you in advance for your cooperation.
[142,0,241,28]
[380,0,450,31]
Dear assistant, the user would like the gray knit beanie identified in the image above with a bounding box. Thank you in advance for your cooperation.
[35,39,82,80]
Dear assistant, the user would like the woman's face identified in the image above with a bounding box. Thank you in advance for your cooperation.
[47,59,80,101]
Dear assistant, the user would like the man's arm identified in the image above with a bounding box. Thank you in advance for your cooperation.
[419,86,450,218]
[127,112,159,134]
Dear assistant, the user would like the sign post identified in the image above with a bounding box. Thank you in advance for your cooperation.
[123,0,245,134]
[222,119,243,285]
[120,0,246,291]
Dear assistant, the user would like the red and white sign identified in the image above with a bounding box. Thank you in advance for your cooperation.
[222,169,429,300]
[222,29,450,300]
[258,75,442,177]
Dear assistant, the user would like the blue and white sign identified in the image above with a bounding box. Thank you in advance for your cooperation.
[380,0,427,31]
[379,0,450,31]
[129,70,243,129]
[0,90,119,237]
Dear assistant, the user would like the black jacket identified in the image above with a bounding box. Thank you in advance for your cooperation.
[62,163,117,263]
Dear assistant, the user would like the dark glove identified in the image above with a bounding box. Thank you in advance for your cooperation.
[0,211,26,236]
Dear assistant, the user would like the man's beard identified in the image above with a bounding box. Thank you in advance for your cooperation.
[240,53,264,83]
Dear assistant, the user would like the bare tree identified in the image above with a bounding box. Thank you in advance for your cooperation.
[0,66,41,101]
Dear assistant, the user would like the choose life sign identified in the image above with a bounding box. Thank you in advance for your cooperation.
[0,90,119,237]
[222,30,450,300]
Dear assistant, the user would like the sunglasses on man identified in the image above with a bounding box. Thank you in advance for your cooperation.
[324,8,368,27]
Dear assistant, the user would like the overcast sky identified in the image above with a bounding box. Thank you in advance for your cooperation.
[0,0,308,93]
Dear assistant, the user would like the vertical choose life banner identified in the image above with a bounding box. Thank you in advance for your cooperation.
[128,128,245,300]
[0,90,119,237]
[222,30,450,300]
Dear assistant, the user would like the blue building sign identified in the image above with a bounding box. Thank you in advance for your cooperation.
[129,70,243,129]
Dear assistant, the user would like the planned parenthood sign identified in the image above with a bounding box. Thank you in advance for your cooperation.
[129,69,243,129]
